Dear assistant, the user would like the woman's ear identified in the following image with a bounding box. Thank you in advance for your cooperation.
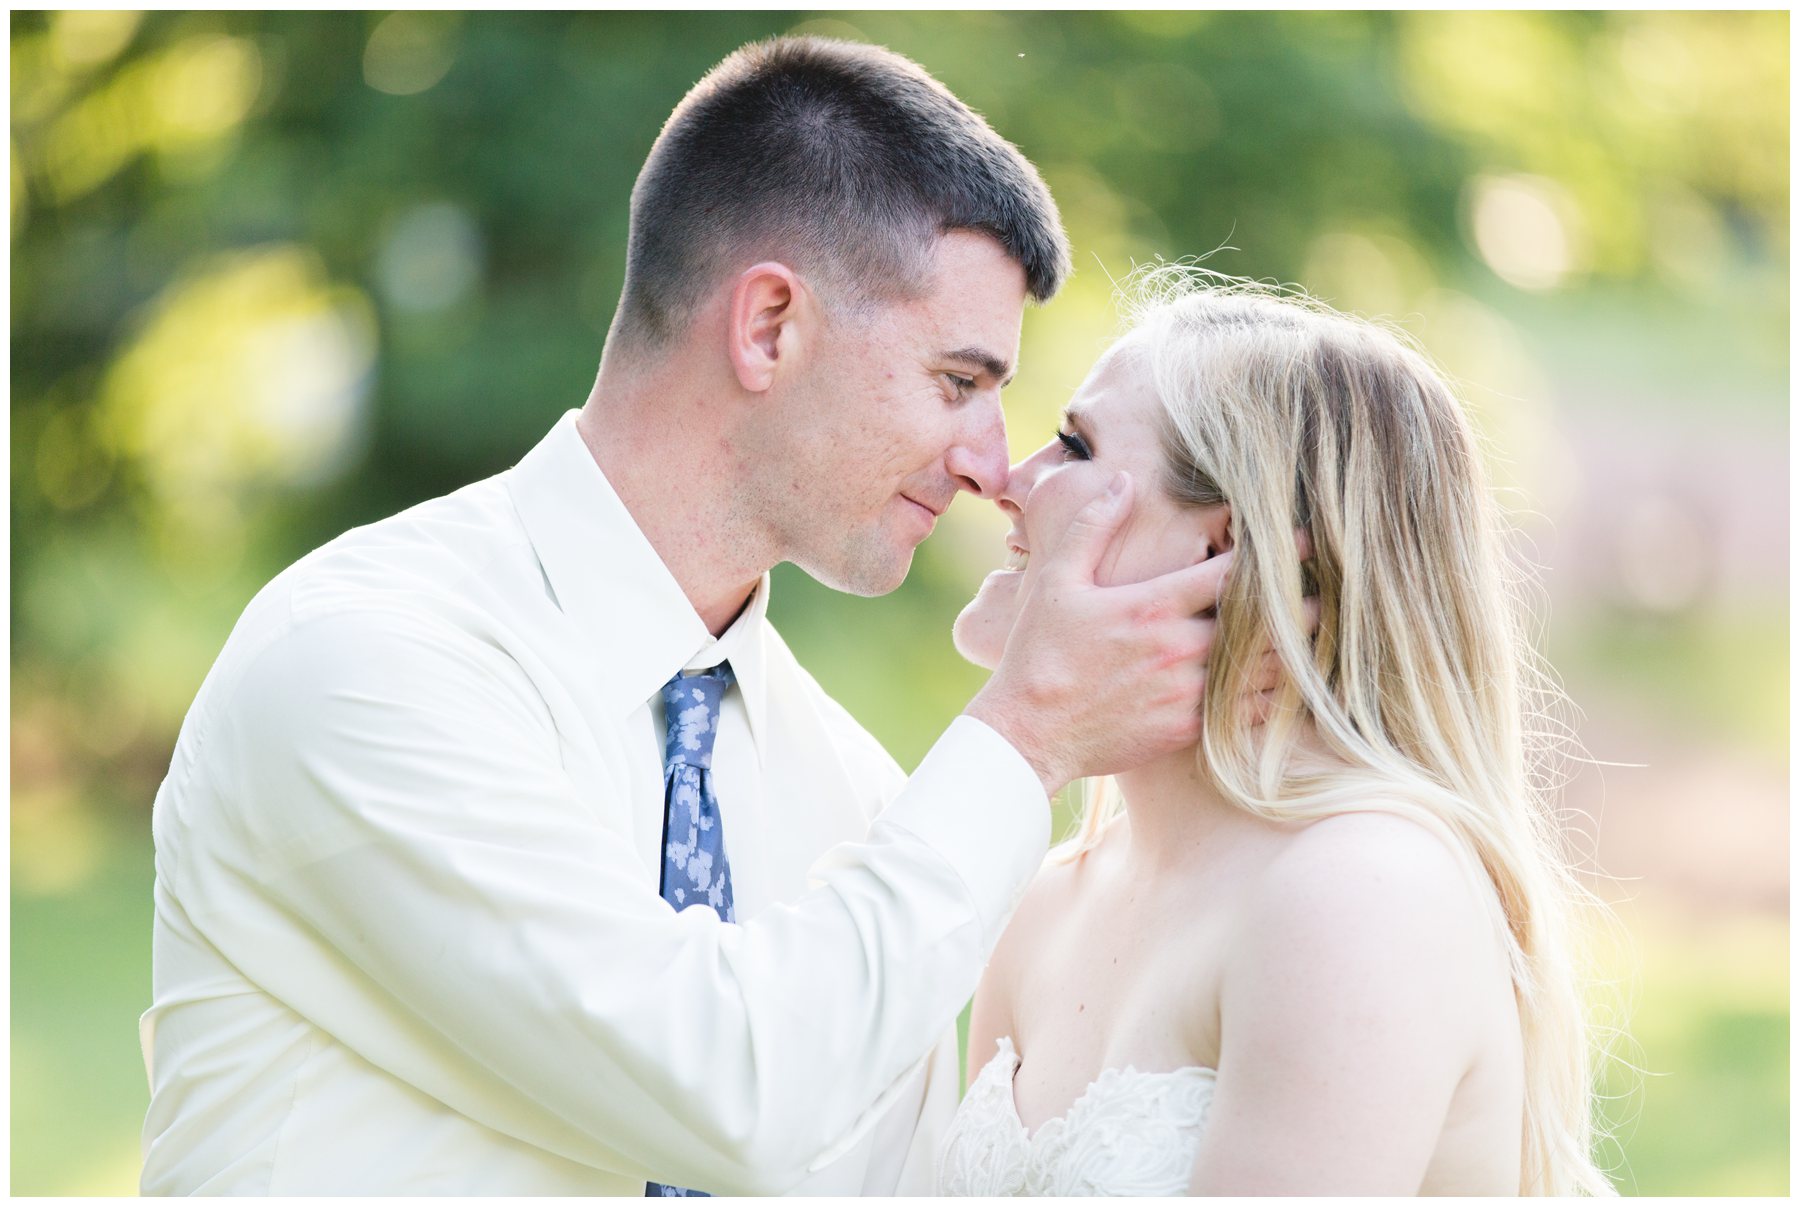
[1204,503,1234,558]
[726,261,807,394]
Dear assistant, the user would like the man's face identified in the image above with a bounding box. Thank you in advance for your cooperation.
[766,231,1028,596]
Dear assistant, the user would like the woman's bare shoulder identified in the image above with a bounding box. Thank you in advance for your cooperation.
[1230,808,1506,1011]
[1258,809,1490,907]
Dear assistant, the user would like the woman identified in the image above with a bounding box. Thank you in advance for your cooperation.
[936,270,1614,1196]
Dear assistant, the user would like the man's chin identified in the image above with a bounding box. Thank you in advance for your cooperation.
[795,546,913,598]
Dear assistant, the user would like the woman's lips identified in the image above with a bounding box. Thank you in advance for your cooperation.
[1002,529,1030,570]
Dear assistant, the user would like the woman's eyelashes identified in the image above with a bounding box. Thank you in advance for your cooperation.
[1056,428,1092,461]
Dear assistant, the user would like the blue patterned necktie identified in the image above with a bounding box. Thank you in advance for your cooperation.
[647,662,736,1197]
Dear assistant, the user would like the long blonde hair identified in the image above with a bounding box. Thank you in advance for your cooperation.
[1060,267,1616,1195]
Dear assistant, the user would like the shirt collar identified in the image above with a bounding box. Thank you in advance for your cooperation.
[505,410,771,741]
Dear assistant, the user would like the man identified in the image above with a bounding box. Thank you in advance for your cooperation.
[139,37,1225,1194]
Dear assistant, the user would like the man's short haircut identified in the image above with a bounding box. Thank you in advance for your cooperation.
[609,36,1071,352]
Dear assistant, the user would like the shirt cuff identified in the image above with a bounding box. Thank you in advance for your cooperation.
[876,714,1050,952]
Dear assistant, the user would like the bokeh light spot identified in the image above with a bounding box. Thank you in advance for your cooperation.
[12,788,106,898]
[363,12,461,97]
[100,246,377,567]
[151,35,262,143]
[1467,172,1587,291]
[376,201,484,313]
[1303,230,1436,319]
[42,78,139,202]
[1616,20,1700,115]
[47,10,143,73]
[1613,490,1712,615]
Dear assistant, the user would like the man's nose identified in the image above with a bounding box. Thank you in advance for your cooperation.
[944,399,1010,500]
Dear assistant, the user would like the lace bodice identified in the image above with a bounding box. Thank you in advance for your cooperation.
[937,1037,1217,1196]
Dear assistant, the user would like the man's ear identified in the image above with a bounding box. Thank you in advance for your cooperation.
[726,262,807,394]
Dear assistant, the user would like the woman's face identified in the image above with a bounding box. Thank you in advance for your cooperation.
[953,342,1229,670]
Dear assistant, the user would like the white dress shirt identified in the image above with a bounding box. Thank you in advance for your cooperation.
[139,410,1049,1195]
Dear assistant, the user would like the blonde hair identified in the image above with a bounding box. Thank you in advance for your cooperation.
[1059,267,1616,1195]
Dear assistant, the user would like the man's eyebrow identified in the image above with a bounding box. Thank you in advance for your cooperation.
[940,347,1015,388]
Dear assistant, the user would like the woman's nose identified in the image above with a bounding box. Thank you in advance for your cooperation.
[997,441,1054,512]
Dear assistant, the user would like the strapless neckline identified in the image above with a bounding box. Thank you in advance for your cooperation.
[996,1035,1217,1138]
[937,1036,1219,1196]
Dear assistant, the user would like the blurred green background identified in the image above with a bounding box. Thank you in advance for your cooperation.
[10,10,1787,1195]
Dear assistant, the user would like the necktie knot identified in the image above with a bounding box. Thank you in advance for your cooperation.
[660,662,734,769]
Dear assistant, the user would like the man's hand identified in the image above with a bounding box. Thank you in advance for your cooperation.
[965,472,1229,797]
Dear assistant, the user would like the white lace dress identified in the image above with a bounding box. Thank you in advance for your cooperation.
[937,1037,1218,1196]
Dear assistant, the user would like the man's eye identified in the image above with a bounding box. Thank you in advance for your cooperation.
[945,373,976,398]
[1056,429,1091,460]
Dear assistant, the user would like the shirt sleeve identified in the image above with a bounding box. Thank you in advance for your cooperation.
[882,1028,964,1194]
[173,602,1047,1195]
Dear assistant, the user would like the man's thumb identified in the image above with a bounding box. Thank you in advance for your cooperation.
[1047,472,1133,584]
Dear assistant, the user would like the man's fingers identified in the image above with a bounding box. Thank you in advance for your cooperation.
[1252,648,1283,692]
[1147,547,1235,616]
[1293,526,1314,563]
[1041,472,1134,587]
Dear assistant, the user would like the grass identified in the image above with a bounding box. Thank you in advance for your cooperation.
[12,810,155,1196]
[1590,898,1790,1195]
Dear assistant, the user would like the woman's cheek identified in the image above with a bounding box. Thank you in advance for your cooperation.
[1023,473,1084,566]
